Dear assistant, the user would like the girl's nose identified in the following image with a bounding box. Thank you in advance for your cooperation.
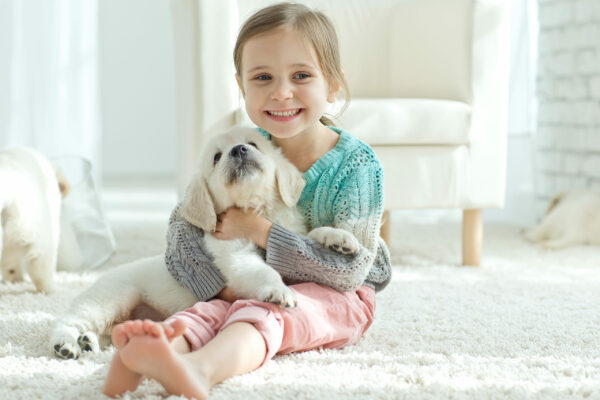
[270,80,293,101]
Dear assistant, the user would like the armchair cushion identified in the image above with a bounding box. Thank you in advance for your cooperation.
[335,99,472,145]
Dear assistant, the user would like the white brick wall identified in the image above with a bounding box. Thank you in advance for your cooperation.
[536,0,600,211]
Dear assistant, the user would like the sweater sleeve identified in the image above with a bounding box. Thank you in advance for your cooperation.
[265,159,386,292]
[164,204,226,301]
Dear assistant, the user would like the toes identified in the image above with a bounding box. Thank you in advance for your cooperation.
[130,320,144,336]
[77,331,100,353]
[151,324,164,338]
[328,244,357,255]
[142,319,154,333]
[111,324,129,348]
[61,349,76,359]
[54,342,80,360]
[270,291,296,308]
[169,318,187,337]
[258,285,297,309]
[284,298,297,308]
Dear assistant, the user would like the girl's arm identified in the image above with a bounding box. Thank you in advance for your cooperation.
[213,206,391,292]
[266,224,391,291]
[165,205,228,301]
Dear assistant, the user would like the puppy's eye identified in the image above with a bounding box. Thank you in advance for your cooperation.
[248,142,258,148]
[213,152,222,165]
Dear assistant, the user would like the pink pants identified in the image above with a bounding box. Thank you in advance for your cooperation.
[166,282,376,366]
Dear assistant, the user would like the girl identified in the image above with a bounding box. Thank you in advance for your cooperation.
[103,3,391,399]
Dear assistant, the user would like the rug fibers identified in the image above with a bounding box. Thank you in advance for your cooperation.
[0,217,599,400]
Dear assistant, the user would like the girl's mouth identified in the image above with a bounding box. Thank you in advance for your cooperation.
[265,108,303,121]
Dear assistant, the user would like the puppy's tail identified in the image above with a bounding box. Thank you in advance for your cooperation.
[55,168,71,198]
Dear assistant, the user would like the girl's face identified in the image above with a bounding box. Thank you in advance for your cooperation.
[237,28,338,141]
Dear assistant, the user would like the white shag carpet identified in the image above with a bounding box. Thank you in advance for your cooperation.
[1,216,600,400]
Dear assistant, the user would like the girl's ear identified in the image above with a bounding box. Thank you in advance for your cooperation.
[236,74,246,97]
[181,174,218,231]
[327,71,345,103]
[327,80,342,103]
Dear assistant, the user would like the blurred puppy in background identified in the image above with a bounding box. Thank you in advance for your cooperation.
[0,147,69,292]
[524,190,600,249]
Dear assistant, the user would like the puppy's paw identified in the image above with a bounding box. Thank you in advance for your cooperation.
[257,285,297,309]
[523,226,544,243]
[308,227,360,255]
[54,341,80,360]
[77,331,100,353]
[51,326,81,360]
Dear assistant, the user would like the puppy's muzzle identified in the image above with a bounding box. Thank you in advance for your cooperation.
[227,145,261,183]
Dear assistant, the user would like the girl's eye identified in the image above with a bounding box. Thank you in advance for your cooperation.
[256,74,271,81]
[248,142,258,148]
[293,72,310,79]
[213,152,222,165]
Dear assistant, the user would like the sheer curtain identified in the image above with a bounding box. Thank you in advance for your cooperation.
[0,0,101,180]
[508,0,538,138]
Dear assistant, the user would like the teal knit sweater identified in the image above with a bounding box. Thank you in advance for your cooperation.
[165,127,391,300]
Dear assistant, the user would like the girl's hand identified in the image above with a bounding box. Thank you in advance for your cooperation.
[212,207,272,249]
[217,286,240,302]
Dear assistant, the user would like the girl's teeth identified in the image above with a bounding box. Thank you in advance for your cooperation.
[269,109,299,117]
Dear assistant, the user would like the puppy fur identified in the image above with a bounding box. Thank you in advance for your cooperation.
[50,127,359,360]
[524,190,600,249]
[0,147,62,292]
[181,128,307,308]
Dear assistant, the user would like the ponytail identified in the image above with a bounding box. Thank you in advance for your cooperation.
[320,115,335,127]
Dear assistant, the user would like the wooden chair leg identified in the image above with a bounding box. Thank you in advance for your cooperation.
[380,210,390,245]
[462,209,482,266]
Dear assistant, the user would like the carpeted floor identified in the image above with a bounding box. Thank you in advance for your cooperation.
[1,213,599,399]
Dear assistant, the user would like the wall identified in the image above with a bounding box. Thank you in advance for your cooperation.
[536,0,600,213]
[99,0,176,180]
[95,1,539,225]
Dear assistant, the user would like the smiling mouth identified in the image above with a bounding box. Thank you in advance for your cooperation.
[265,108,303,120]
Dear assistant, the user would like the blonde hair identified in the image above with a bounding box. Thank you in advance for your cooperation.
[233,2,350,126]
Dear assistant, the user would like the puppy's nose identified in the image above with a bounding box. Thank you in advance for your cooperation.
[230,145,249,159]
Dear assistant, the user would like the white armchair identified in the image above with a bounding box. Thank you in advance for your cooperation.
[170,0,510,266]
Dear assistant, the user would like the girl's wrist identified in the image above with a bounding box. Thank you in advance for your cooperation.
[251,217,273,249]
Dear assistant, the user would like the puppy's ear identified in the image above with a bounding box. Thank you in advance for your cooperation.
[546,191,566,215]
[275,156,305,207]
[181,174,217,231]
[54,167,70,198]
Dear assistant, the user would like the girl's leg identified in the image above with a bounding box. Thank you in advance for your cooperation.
[107,283,374,399]
[103,296,231,397]
[117,321,266,400]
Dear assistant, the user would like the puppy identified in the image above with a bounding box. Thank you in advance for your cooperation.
[180,128,306,307]
[0,147,63,292]
[50,127,359,359]
[524,190,600,249]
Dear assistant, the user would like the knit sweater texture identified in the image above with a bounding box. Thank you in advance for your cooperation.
[165,127,392,301]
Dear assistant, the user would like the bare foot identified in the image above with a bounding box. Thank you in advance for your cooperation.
[104,349,144,397]
[104,319,188,398]
[111,318,187,349]
[119,328,210,400]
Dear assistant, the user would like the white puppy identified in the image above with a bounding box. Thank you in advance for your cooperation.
[0,147,63,292]
[180,128,306,307]
[524,190,600,249]
[50,127,358,359]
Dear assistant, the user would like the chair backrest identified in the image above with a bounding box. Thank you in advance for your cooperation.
[236,0,474,103]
